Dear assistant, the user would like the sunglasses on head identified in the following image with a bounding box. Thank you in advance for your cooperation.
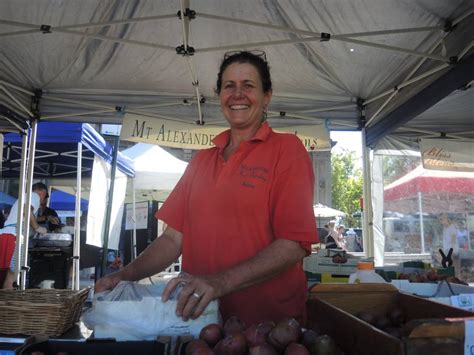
[223,49,267,62]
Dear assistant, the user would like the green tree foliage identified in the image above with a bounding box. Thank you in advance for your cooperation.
[383,155,420,185]
[331,151,363,227]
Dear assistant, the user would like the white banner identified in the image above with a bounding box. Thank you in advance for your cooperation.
[120,113,331,151]
[420,138,474,172]
[87,156,127,250]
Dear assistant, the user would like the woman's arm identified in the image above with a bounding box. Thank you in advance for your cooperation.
[162,238,306,320]
[95,225,183,292]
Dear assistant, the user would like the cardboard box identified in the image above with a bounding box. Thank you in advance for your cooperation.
[307,283,474,355]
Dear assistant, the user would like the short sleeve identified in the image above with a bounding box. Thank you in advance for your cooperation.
[270,136,318,253]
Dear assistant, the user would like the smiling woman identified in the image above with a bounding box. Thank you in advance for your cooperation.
[95,51,318,326]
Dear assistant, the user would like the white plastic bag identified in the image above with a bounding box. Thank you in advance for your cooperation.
[82,280,219,340]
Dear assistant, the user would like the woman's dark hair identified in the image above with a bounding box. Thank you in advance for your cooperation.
[216,51,272,95]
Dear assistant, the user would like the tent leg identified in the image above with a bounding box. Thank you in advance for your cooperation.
[71,142,82,290]
[361,128,375,259]
[20,120,38,290]
[13,134,29,288]
[418,192,425,253]
[132,179,137,260]
[100,136,120,276]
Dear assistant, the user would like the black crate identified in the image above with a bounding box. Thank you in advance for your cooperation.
[28,249,72,289]
[17,336,171,355]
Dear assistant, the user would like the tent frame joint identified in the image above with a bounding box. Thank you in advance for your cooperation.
[320,32,331,42]
[177,8,196,21]
[357,98,366,129]
[40,24,52,34]
[449,56,458,65]
[31,89,42,120]
[176,44,195,56]
[443,20,454,33]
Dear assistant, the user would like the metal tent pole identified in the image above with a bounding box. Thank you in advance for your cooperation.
[361,128,374,258]
[100,135,120,276]
[132,179,137,260]
[13,134,29,287]
[71,142,82,290]
[20,120,38,290]
[418,192,425,254]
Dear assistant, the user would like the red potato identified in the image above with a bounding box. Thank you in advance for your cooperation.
[191,348,215,355]
[249,343,279,355]
[224,316,246,335]
[284,342,310,355]
[245,321,275,347]
[185,339,211,355]
[214,332,247,355]
[199,323,224,347]
[256,321,275,338]
[267,318,302,351]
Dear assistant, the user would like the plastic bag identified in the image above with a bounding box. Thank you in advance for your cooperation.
[82,280,219,341]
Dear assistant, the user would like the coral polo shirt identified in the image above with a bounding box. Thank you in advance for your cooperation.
[156,122,318,325]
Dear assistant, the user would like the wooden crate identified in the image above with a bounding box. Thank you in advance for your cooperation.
[307,283,474,355]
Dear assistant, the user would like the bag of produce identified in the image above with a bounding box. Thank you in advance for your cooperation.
[82,280,219,340]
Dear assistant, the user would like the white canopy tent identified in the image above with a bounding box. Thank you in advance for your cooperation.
[122,142,187,259]
[0,1,473,266]
[122,143,188,203]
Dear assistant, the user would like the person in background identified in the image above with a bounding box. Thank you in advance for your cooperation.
[337,224,347,250]
[0,184,48,289]
[33,182,61,233]
[345,228,357,252]
[324,220,339,249]
[96,50,318,325]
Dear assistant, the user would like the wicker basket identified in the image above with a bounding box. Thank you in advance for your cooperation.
[0,288,89,336]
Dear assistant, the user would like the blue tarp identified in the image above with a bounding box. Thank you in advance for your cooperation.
[49,190,88,211]
[0,191,16,208]
[2,122,134,178]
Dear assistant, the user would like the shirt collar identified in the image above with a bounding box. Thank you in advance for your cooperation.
[212,122,272,149]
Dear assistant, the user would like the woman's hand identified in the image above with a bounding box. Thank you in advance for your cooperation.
[162,272,224,321]
[95,272,123,293]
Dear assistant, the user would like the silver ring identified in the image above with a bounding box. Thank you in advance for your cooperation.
[192,292,201,299]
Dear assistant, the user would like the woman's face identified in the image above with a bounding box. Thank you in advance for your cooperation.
[219,62,272,129]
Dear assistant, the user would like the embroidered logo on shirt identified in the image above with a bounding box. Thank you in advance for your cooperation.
[239,164,269,181]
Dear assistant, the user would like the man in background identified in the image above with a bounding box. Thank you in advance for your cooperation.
[33,182,61,233]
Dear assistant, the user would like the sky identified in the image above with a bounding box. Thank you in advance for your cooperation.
[330,131,363,166]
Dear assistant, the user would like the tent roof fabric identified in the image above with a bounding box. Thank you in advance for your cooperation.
[0,1,472,147]
[384,165,474,201]
[49,189,88,211]
[2,122,134,177]
[122,143,187,201]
